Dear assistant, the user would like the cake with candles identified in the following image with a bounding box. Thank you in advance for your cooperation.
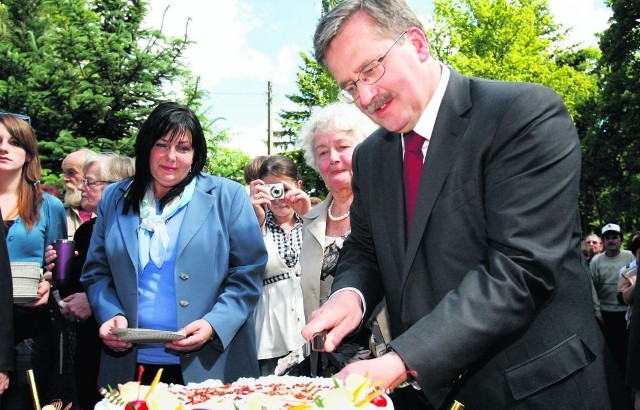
[94,373,393,410]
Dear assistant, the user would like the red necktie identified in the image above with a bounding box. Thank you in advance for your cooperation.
[403,131,425,232]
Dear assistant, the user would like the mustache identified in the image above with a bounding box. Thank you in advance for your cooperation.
[367,93,392,114]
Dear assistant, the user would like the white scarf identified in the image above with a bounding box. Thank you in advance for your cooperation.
[138,179,196,268]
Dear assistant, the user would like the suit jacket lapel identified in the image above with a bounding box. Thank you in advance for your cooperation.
[304,194,330,251]
[176,177,215,259]
[403,71,471,278]
[115,185,141,275]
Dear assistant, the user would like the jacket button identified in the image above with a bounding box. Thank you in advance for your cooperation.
[179,300,190,307]
[180,273,189,280]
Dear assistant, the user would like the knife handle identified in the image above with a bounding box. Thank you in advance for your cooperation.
[312,331,328,351]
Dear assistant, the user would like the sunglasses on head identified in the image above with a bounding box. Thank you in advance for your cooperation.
[0,111,31,124]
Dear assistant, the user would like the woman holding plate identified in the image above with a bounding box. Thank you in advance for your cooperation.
[81,102,267,387]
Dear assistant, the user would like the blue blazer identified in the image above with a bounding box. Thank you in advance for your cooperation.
[81,174,267,386]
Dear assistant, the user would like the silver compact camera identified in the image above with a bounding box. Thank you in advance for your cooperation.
[264,183,285,200]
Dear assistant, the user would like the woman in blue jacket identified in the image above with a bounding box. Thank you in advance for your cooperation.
[81,102,267,388]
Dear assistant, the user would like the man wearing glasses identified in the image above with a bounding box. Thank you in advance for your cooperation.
[302,0,612,409]
[61,149,96,238]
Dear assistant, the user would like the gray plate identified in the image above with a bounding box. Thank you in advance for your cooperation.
[110,328,185,344]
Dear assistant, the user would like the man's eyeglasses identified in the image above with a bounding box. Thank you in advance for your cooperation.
[80,179,112,188]
[337,31,406,104]
[0,111,31,124]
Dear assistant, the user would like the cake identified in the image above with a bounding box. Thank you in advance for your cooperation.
[95,374,393,410]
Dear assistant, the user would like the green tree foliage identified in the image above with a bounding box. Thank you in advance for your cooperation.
[205,144,249,184]
[580,0,640,233]
[428,0,599,121]
[275,53,339,151]
[0,0,229,188]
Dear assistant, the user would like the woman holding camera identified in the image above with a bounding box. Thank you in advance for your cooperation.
[248,155,311,375]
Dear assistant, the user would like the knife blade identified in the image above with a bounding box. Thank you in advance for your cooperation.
[273,331,328,376]
[274,341,310,376]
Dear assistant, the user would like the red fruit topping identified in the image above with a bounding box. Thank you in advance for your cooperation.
[125,400,149,410]
[371,394,388,407]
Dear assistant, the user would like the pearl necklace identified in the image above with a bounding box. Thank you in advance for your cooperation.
[328,199,350,222]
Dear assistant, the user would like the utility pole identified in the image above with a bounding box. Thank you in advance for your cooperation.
[267,81,273,154]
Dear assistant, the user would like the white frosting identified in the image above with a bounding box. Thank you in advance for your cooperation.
[95,375,393,410]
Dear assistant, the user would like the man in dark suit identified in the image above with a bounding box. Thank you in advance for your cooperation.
[626,232,640,409]
[301,0,611,409]
[0,208,14,401]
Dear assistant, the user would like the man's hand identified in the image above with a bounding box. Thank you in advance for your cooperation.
[335,352,411,392]
[301,290,363,352]
[61,292,93,321]
[99,315,132,352]
[0,371,9,394]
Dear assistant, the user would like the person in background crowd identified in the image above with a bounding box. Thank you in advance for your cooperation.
[0,207,14,405]
[243,155,268,186]
[248,155,311,375]
[581,240,603,323]
[585,233,604,259]
[39,184,61,199]
[296,102,388,378]
[617,231,640,326]
[45,152,135,409]
[626,231,640,410]
[301,1,612,408]
[309,196,322,207]
[81,102,267,388]
[0,112,67,409]
[62,148,96,239]
[591,223,634,379]
[583,241,596,263]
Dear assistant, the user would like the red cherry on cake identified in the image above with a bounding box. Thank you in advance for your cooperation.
[370,395,388,407]
[124,400,149,410]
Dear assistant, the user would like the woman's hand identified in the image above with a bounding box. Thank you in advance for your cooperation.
[44,244,56,273]
[166,319,214,352]
[22,279,51,307]
[249,179,270,226]
[281,180,312,217]
[99,315,133,352]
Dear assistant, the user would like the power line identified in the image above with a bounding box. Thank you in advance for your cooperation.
[210,92,266,96]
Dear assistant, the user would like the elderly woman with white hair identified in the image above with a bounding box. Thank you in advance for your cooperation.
[297,102,390,377]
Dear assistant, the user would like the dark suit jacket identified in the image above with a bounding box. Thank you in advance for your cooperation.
[0,210,14,373]
[334,70,610,409]
[627,264,640,387]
